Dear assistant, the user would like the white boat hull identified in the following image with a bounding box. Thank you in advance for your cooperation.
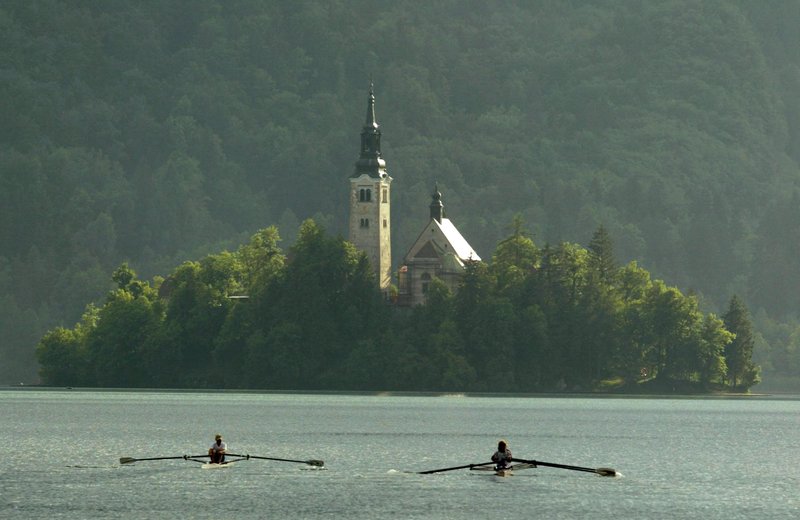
[201,462,234,469]
[471,462,536,477]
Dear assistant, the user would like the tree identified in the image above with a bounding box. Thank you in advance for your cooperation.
[588,225,617,284]
[697,314,732,387]
[86,290,161,387]
[490,214,539,293]
[723,295,760,391]
[236,226,285,291]
[36,326,87,386]
[642,281,700,383]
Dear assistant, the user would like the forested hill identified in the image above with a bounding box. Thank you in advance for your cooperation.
[2,1,800,386]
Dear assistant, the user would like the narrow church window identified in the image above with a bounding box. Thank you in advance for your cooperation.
[421,272,431,294]
[382,188,388,203]
[383,219,387,228]
[366,188,372,201]
[360,218,370,228]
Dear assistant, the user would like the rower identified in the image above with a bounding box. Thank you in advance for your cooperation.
[208,434,227,464]
[491,440,512,470]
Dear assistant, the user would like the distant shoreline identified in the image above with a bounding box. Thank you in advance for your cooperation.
[2,385,795,400]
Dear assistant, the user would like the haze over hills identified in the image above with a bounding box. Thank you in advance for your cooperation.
[2,0,800,387]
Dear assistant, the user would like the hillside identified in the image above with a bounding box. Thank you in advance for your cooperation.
[2,0,800,385]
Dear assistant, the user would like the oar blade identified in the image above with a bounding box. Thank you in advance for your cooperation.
[596,467,618,477]
[119,457,137,465]
[306,459,325,467]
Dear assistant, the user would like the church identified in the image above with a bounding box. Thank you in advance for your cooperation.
[347,86,480,305]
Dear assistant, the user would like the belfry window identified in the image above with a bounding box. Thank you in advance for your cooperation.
[358,188,372,202]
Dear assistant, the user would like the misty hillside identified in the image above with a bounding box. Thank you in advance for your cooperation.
[3,0,800,384]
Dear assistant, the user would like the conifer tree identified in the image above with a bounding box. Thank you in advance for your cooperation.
[588,225,617,284]
[722,295,760,391]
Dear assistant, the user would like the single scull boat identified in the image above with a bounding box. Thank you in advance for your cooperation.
[470,462,537,477]
[201,461,235,469]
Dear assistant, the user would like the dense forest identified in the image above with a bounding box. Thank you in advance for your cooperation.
[35,221,759,392]
[3,1,800,389]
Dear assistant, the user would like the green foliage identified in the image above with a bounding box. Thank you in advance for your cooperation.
[36,326,87,387]
[490,214,540,294]
[35,219,753,393]
[4,1,796,386]
[723,295,760,390]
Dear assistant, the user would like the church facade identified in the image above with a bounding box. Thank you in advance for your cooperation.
[348,87,479,305]
[396,186,481,306]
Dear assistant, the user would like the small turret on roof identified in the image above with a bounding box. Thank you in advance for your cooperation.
[429,183,444,223]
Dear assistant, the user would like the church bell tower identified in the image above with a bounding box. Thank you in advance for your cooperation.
[348,83,392,293]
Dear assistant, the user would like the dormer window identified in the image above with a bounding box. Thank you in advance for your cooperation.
[421,272,432,294]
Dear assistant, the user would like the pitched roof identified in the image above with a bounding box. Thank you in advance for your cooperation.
[403,217,481,264]
[436,218,480,261]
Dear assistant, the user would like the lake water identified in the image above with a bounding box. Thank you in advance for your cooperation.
[1,389,798,519]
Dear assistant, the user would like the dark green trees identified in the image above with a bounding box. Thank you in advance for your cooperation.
[36,221,758,393]
[723,295,760,391]
[5,1,799,387]
[36,264,162,387]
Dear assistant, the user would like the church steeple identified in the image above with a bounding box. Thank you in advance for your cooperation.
[429,184,444,223]
[354,81,386,178]
[348,82,392,294]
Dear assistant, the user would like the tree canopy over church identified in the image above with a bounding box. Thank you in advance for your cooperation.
[37,220,757,393]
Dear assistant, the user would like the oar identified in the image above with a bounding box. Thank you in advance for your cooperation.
[119,455,206,465]
[512,457,618,477]
[226,453,325,467]
[418,461,496,474]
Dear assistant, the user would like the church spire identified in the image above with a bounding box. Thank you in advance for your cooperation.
[365,81,377,129]
[429,183,444,223]
[354,81,386,178]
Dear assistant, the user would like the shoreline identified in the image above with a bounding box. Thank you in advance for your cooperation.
[1,385,795,399]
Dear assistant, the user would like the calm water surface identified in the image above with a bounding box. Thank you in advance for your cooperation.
[1,389,798,519]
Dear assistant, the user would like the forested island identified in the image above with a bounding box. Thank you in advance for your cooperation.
[3,1,800,389]
[36,220,758,392]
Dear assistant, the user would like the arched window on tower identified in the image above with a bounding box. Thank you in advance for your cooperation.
[366,188,372,201]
